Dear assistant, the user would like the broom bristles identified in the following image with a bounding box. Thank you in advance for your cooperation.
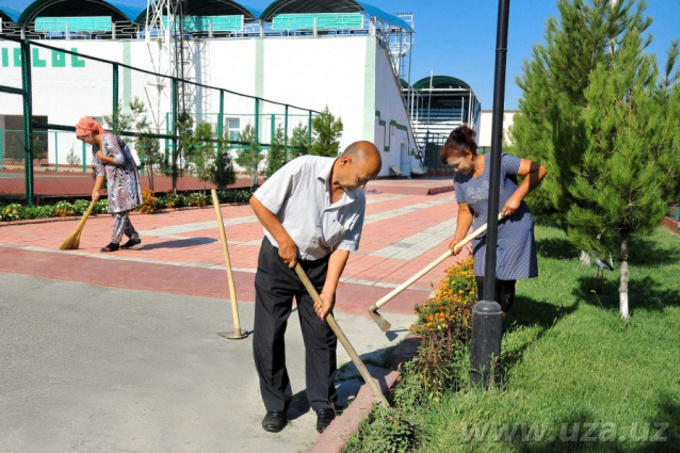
[59,200,96,250]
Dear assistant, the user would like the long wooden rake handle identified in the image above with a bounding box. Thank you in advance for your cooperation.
[294,264,389,406]
[369,212,504,313]
[211,189,244,337]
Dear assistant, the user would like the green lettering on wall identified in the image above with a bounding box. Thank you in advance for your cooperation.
[71,48,85,67]
[32,48,46,67]
[51,49,66,67]
[1,48,8,67]
[13,48,21,67]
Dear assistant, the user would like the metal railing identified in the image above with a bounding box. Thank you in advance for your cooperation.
[0,36,320,203]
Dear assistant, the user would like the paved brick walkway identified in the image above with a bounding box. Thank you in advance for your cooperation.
[0,178,469,321]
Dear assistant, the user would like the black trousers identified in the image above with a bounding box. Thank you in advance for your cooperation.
[253,237,337,413]
[475,276,516,313]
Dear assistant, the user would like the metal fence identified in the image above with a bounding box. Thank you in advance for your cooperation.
[0,36,319,204]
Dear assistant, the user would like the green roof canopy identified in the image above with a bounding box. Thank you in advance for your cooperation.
[261,0,360,20]
[413,75,470,90]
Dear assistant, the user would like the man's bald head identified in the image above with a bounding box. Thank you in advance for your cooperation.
[332,140,382,192]
[341,141,382,179]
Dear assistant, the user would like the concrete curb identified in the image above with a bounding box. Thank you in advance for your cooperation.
[662,215,679,235]
[308,337,420,453]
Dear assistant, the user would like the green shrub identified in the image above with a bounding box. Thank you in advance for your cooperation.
[72,199,91,215]
[53,201,75,217]
[217,189,253,204]
[94,200,109,214]
[344,406,419,453]
[0,203,21,221]
[153,196,166,211]
[161,193,188,209]
[187,192,208,207]
[21,205,54,219]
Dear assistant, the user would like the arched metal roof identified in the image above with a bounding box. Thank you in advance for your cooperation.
[0,3,22,22]
[260,0,412,31]
[185,0,262,19]
[356,1,411,31]
[1,0,261,24]
[16,0,147,24]
[260,0,360,20]
[413,75,471,90]
[134,0,262,23]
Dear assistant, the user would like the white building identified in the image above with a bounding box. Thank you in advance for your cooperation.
[0,0,432,177]
[478,109,519,152]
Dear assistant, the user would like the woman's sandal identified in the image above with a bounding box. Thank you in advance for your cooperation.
[101,242,119,252]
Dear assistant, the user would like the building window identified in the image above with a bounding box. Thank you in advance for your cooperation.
[227,117,240,141]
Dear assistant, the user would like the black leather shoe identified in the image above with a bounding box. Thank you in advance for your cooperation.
[121,237,141,249]
[261,410,286,433]
[316,407,336,433]
[100,242,119,253]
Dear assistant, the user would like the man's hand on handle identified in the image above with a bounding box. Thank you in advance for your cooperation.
[316,291,335,321]
[278,237,299,269]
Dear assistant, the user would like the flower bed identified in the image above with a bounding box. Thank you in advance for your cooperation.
[0,189,255,223]
[346,258,478,452]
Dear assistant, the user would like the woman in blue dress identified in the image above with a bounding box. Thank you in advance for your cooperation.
[441,126,546,318]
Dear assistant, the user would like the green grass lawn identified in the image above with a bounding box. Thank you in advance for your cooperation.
[414,225,680,452]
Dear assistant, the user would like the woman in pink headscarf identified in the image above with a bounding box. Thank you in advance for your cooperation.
[75,117,143,252]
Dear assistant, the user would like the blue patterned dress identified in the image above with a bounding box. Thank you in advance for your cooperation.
[453,153,538,280]
[93,133,142,213]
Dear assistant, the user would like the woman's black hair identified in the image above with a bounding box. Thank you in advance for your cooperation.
[439,125,477,164]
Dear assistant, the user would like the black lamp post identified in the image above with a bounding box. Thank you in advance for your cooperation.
[470,0,510,389]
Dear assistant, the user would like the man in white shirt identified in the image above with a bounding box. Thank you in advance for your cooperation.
[250,141,382,434]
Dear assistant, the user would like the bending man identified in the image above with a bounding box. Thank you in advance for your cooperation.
[250,141,382,434]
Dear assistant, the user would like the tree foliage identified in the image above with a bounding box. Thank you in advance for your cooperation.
[185,121,215,183]
[235,123,263,184]
[266,125,288,178]
[513,0,680,318]
[513,0,652,225]
[289,122,310,158]
[209,130,236,190]
[311,106,343,157]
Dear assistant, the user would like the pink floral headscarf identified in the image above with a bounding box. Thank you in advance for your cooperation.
[75,117,106,138]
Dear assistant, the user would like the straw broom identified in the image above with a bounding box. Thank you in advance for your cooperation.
[59,200,97,250]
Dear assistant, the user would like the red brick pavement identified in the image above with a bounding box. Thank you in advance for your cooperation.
[0,178,470,320]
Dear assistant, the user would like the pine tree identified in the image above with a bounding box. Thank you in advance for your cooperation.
[515,0,680,319]
[235,123,263,185]
[311,106,343,157]
[185,121,215,185]
[266,125,288,178]
[209,129,236,190]
[512,0,650,226]
[290,122,310,157]
[568,27,680,319]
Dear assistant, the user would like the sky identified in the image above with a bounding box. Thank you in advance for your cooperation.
[245,0,680,110]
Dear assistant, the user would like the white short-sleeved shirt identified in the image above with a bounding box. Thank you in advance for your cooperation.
[253,155,366,260]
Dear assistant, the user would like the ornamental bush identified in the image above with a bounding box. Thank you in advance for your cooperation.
[137,189,158,214]
[411,257,476,339]
[54,201,75,217]
[0,204,21,221]
[402,257,477,403]
[187,192,208,207]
